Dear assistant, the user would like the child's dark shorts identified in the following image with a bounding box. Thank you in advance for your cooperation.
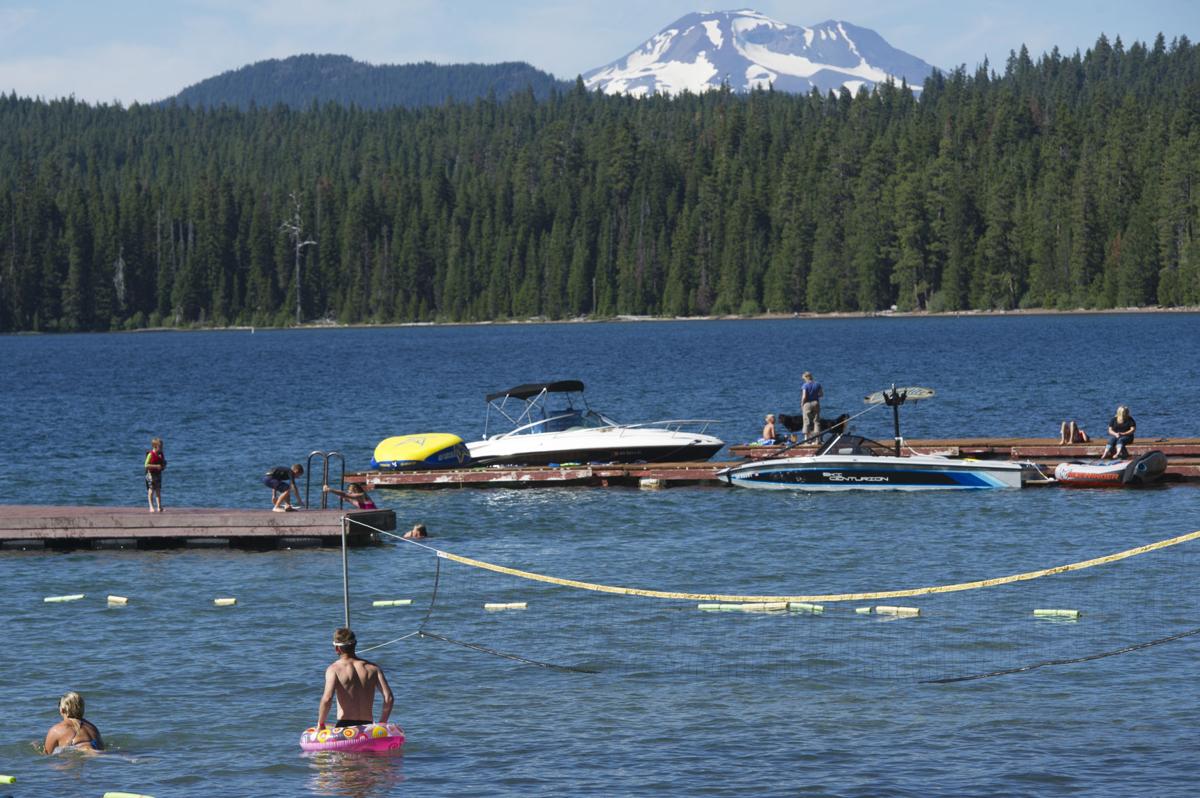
[263,475,290,490]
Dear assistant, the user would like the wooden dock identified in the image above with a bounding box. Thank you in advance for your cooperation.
[0,506,396,550]
[352,461,725,489]
[346,438,1200,490]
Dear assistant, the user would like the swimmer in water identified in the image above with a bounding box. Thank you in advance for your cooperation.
[44,691,104,753]
[323,483,377,510]
[317,627,393,729]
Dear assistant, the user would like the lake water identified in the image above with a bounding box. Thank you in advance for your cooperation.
[2,313,1198,797]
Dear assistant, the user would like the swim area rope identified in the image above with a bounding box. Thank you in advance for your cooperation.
[348,520,1200,681]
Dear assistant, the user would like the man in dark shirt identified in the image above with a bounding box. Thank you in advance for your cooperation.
[264,463,304,511]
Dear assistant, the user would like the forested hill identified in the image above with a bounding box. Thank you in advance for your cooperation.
[1,34,1198,333]
[163,54,569,109]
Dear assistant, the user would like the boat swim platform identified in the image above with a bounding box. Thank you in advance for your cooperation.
[0,506,396,551]
[346,438,1200,490]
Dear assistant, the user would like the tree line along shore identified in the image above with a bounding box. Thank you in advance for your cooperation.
[1,33,1197,333]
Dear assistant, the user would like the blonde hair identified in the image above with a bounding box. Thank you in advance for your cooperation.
[151,437,163,449]
[765,414,775,422]
[1116,405,1129,419]
[59,691,84,734]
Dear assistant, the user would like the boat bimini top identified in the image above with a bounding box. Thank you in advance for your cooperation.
[482,381,616,439]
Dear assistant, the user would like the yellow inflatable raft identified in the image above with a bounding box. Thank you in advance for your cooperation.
[371,433,471,470]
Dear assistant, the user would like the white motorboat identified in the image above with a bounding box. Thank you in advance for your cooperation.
[465,381,725,466]
[718,386,1026,491]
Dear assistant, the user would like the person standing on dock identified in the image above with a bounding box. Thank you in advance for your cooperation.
[145,437,166,512]
[800,372,824,441]
[264,464,304,512]
[317,627,394,729]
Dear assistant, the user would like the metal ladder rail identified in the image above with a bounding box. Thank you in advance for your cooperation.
[305,450,346,509]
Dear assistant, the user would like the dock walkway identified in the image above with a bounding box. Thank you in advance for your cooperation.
[347,438,1200,490]
[0,506,396,550]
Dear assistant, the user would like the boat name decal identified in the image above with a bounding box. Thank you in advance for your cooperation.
[823,472,889,483]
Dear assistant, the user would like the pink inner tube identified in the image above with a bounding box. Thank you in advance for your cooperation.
[299,722,406,753]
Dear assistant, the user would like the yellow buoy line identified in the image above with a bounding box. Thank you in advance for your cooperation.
[32,592,524,613]
[40,592,1078,619]
[362,519,1200,604]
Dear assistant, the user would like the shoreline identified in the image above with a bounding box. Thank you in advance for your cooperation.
[8,304,1200,336]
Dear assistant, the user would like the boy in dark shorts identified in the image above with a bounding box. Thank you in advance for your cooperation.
[264,464,304,511]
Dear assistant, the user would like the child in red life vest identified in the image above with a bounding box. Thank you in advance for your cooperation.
[145,437,166,512]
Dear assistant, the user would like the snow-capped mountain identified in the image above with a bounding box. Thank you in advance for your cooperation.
[582,9,938,97]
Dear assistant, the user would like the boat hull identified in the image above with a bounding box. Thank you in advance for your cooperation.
[721,454,1024,491]
[466,429,724,466]
[1054,450,1167,487]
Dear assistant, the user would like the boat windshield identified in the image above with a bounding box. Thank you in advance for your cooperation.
[815,434,895,457]
[527,408,614,434]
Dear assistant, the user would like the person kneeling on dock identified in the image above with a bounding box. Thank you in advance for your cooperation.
[264,464,304,512]
[323,483,376,510]
[317,628,393,729]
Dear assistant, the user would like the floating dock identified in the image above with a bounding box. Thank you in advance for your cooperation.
[0,506,395,550]
[353,461,724,489]
[346,438,1200,490]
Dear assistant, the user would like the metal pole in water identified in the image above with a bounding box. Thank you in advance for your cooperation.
[341,516,351,628]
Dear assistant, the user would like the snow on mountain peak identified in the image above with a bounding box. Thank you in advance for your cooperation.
[582,9,937,98]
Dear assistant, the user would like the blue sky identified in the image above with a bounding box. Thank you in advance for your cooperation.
[0,1,1195,104]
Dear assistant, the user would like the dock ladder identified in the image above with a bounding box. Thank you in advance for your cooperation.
[305,450,346,509]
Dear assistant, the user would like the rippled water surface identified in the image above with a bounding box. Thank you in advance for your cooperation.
[2,314,1198,797]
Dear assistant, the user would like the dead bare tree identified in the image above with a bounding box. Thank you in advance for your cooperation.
[280,192,317,325]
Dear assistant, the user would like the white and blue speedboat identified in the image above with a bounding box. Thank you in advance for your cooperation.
[466,380,724,466]
[718,386,1025,491]
[718,432,1025,490]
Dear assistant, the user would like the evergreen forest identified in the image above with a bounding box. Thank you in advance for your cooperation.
[1,34,1198,333]
[165,55,568,111]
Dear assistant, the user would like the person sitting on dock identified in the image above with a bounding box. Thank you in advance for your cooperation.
[757,414,778,445]
[44,691,104,754]
[1059,420,1089,445]
[1101,406,1136,459]
[323,483,377,510]
[264,464,304,512]
[317,627,393,730]
[402,523,428,539]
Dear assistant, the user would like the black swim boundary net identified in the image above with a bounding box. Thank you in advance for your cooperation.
[349,520,1200,684]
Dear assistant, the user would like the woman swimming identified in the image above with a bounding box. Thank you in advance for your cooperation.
[43,691,104,754]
